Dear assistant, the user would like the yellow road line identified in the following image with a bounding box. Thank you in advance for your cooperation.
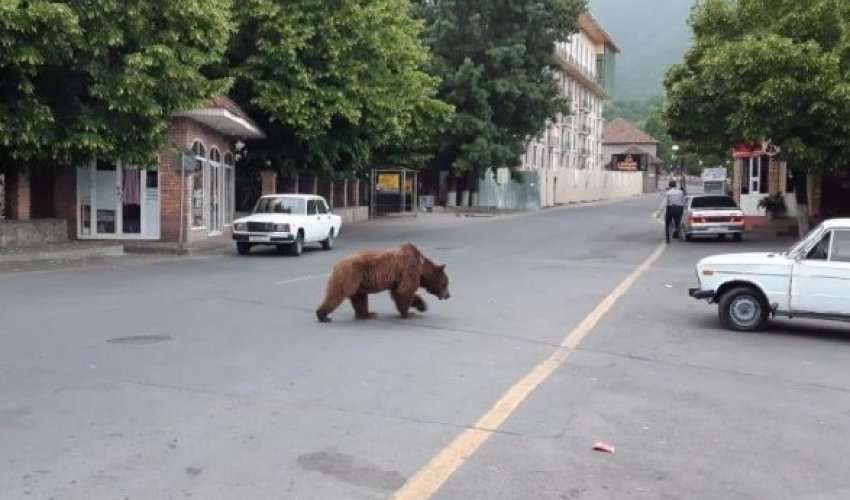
[393,242,667,500]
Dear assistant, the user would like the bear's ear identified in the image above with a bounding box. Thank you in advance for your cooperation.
[438,264,446,271]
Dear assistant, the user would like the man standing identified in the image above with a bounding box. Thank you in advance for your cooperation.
[659,180,685,243]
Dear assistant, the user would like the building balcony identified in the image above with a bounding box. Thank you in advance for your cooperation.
[553,53,608,99]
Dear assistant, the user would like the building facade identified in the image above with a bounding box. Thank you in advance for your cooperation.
[0,97,265,249]
[602,118,663,192]
[520,13,619,172]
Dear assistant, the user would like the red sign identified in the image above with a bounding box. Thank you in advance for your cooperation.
[732,142,767,158]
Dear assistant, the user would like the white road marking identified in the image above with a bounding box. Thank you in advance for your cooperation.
[274,274,329,285]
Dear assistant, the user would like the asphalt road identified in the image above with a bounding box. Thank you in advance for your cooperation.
[2,196,850,500]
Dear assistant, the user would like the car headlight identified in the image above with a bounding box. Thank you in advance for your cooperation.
[234,222,247,231]
[274,223,291,232]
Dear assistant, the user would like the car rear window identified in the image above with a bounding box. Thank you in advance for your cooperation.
[691,196,738,209]
[254,197,305,214]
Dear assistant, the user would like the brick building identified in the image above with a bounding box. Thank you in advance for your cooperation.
[0,97,264,248]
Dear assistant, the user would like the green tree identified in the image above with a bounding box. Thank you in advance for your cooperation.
[0,0,232,168]
[664,0,850,171]
[226,0,451,179]
[415,0,586,183]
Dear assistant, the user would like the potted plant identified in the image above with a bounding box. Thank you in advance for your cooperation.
[757,192,787,218]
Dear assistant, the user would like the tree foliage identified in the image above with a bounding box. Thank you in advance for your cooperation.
[226,0,451,177]
[664,0,850,171]
[0,0,233,168]
[414,0,586,177]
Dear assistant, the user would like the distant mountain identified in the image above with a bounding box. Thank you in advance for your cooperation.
[588,0,694,100]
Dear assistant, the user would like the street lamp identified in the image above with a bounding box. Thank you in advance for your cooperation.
[671,144,685,194]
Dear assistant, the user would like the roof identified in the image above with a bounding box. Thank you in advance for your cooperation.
[211,96,251,120]
[579,12,621,53]
[174,96,265,140]
[821,218,850,229]
[603,119,659,145]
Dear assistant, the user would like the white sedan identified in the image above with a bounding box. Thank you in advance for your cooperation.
[680,194,745,241]
[689,218,850,331]
[232,194,342,256]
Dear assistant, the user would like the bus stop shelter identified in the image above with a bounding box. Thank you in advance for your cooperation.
[370,168,418,217]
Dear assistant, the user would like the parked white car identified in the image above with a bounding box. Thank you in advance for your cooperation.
[232,194,341,256]
[689,218,850,331]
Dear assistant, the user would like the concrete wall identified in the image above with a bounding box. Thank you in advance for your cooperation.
[0,219,68,248]
[334,206,369,224]
[539,167,644,207]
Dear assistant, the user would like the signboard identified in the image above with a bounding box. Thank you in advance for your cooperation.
[376,173,413,193]
[377,173,399,191]
[617,155,639,171]
[702,167,727,181]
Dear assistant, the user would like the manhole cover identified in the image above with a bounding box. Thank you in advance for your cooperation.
[107,335,172,345]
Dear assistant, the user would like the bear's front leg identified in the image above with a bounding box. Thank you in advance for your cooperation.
[391,287,419,318]
[350,294,377,320]
[411,294,428,312]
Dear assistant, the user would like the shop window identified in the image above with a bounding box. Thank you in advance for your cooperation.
[224,152,234,224]
[191,140,206,228]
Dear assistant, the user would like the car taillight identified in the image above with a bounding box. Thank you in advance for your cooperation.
[274,223,290,232]
[689,216,704,223]
[731,216,743,223]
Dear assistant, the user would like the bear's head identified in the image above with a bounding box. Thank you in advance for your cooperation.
[421,262,451,300]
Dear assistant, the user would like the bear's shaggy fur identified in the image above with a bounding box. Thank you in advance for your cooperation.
[315,243,450,323]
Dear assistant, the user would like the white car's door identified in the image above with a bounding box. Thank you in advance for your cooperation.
[316,198,333,239]
[791,229,850,315]
[303,199,321,242]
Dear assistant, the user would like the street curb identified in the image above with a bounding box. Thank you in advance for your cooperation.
[0,245,125,264]
[122,244,225,256]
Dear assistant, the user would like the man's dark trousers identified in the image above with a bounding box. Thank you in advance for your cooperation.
[665,205,684,243]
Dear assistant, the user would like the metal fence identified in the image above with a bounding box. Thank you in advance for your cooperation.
[477,168,540,210]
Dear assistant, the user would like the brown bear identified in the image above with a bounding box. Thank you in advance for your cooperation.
[315,243,450,323]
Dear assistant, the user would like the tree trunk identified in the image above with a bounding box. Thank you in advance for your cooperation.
[446,174,457,207]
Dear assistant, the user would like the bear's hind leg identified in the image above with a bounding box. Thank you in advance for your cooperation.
[350,294,376,319]
[316,291,346,323]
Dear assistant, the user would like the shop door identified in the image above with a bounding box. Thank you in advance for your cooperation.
[79,162,158,239]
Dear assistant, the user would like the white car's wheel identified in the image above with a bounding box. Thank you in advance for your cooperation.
[322,229,335,250]
[290,231,304,256]
[718,287,768,331]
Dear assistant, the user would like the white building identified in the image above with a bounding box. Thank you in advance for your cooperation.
[521,13,619,172]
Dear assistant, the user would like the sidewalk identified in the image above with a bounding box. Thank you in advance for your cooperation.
[0,241,124,265]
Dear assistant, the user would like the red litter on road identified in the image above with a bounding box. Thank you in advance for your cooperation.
[593,442,615,453]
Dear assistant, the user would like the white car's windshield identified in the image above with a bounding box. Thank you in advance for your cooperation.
[253,197,306,214]
[786,224,824,256]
